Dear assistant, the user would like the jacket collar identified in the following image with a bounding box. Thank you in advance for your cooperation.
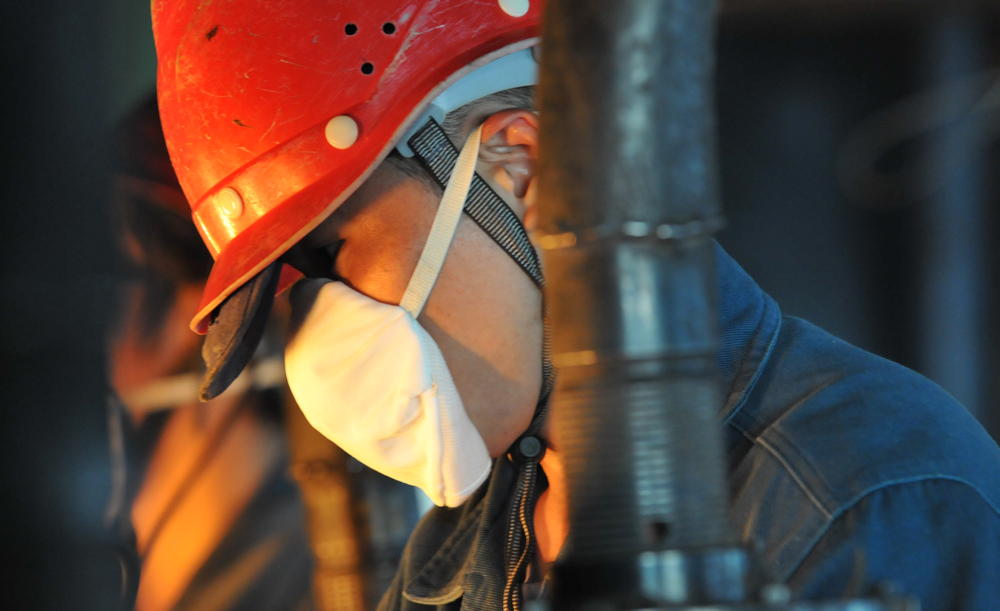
[712,242,783,427]
[400,243,781,606]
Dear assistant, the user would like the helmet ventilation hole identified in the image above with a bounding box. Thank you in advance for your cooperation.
[360,62,374,75]
[382,22,396,34]
[344,23,358,35]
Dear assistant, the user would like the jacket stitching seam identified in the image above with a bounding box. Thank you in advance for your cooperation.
[721,304,783,427]
[753,435,834,520]
[403,586,464,606]
[403,503,485,601]
[759,376,844,510]
[782,475,1000,581]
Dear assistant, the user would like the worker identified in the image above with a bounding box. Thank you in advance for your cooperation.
[150,2,1000,610]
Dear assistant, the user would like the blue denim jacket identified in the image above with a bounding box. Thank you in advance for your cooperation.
[378,245,1000,611]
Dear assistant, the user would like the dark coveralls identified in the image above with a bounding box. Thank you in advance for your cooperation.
[378,245,1000,611]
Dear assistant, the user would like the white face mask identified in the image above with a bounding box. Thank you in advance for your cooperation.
[285,126,491,507]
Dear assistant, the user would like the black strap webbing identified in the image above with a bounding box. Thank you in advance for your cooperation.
[407,115,555,418]
[409,117,557,611]
[407,118,545,289]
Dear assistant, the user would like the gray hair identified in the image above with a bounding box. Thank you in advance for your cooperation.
[385,86,536,191]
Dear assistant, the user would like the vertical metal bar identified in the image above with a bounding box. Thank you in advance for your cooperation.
[537,0,738,606]
[921,9,989,420]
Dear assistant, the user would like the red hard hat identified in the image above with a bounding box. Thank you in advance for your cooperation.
[152,0,542,334]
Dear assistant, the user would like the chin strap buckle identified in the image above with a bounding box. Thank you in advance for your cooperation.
[508,434,546,466]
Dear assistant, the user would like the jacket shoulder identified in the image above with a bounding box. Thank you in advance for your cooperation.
[788,477,1000,609]
[727,315,1000,578]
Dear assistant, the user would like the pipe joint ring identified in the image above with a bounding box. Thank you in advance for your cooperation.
[537,216,727,251]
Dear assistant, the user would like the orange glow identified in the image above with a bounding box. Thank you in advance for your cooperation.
[109,284,205,405]
[130,394,282,611]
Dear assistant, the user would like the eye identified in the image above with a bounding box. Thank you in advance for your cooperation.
[323,240,344,261]
[323,240,345,278]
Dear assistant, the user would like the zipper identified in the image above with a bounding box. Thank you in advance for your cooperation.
[503,460,539,611]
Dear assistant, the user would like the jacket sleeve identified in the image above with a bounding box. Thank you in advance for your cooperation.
[787,477,1000,611]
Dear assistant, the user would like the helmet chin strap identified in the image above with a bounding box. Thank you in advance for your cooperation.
[404,115,555,429]
[405,116,555,413]
[406,117,554,611]
[400,117,555,434]
[407,118,545,289]
[399,124,484,317]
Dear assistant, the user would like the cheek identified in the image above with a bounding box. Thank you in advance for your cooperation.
[419,219,544,453]
[336,240,413,305]
[334,207,429,305]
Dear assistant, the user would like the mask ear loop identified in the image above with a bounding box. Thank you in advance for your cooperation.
[399,125,484,318]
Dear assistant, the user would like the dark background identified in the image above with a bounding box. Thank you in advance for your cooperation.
[1,0,998,608]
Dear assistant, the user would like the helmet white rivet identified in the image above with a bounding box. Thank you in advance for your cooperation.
[498,0,529,18]
[218,187,244,219]
[325,115,359,149]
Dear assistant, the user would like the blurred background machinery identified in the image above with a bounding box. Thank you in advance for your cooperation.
[0,0,998,609]
[103,96,422,611]
[717,0,1000,433]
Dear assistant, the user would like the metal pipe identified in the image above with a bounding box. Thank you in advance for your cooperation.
[535,3,921,609]
[536,0,739,605]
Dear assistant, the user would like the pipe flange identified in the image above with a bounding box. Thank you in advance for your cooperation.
[537,216,727,251]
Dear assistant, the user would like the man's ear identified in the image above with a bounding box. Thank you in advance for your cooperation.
[477,109,539,231]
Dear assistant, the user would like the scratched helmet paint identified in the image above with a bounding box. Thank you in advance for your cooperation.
[151,0,541,336]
